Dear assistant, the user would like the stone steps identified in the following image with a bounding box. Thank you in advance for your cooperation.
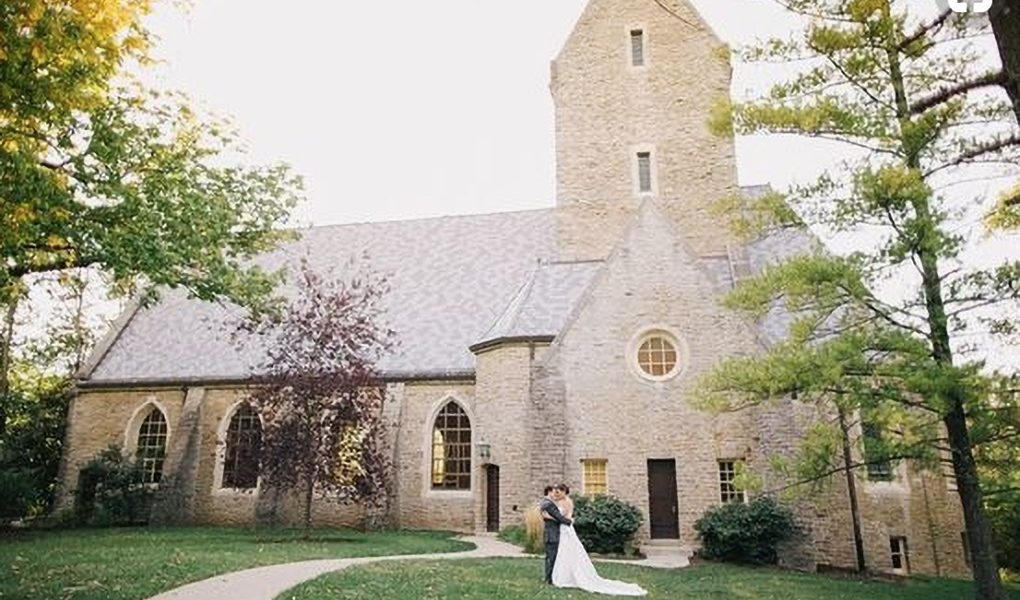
[639,540,693,568]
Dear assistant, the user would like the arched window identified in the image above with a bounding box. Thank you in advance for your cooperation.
[222,403,262,489]
[137,407,168,484]
[431,401,471,490]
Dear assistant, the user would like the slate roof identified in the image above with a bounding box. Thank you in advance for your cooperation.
[473,260,603,350]
[747,227,820,345]
[80,188,817,387]
[84,209,560,385]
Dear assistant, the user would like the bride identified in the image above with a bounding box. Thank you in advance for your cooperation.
[549,485,648,596]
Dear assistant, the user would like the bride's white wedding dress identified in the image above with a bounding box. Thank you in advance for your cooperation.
[552,524,648,596]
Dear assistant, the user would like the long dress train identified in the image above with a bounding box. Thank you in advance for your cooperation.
[551,524,648,596]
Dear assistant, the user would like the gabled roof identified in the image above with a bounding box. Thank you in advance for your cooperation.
[82,209,559,386]
[471,259,603,352]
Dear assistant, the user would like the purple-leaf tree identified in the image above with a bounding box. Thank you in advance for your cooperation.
[241,255,397,536]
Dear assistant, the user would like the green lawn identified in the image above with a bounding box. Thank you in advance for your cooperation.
[279,558,983,600]
[0,527,471,600]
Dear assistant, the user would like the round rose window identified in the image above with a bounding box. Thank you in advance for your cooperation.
[636,335,678,378]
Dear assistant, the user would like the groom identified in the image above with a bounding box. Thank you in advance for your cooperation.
[540,484,573,584]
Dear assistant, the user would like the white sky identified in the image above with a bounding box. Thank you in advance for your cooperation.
[128,0,1016,371]
[143,0,811,225]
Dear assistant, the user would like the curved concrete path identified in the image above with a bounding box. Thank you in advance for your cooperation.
[146,535,685,600]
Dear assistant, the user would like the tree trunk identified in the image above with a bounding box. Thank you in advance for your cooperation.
[838,408,867,572]
[946,397,1006,600]
[917,253,1004,600]
[70,274,89,375]
[990,0,1020,125]
[884,13,1006,595]
[303,471,314,541]
[916,244,1004,600]
[0,296,20,438]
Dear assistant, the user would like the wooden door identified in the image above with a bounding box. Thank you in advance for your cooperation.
[647,459,679,539]
[486,465,500,532]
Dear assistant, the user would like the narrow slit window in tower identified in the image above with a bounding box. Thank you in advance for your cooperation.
[637,151,652,193]
[630,30,644,66]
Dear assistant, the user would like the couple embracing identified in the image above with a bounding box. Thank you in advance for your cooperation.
[539,483,647,596]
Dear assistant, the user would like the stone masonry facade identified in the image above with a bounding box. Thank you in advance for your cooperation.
[552,0,738,261]
[56,0,968,579]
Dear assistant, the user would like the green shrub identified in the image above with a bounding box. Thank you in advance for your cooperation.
[73,445,154,526]
[0,459,37,520]
[988,491,1020,574]
[694,496,798,565]
[572,494,642,555]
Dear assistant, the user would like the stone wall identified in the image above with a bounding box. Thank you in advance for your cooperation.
[390,381,477,532]
[55,388,187,514]
[59,386,365,528]
[473,343,547,532]
[551,0,738,261]
[59,354,968,576]
[538,203,760,545]
[150,387,205,526]
[751,398,969,577]
[750,397,820,571]
[529,357,568,497]
[856,467,968,577]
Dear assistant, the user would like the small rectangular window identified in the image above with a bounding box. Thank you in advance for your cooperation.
[718,460,746,504]
[890,536,909,573]
[637,151,652,193]
[582,459,608,495]
[630,29,644,66]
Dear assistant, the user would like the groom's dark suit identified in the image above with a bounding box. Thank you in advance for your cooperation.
[540,497,573,583]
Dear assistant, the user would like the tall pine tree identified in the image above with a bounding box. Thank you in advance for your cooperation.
[702,2,1018,598]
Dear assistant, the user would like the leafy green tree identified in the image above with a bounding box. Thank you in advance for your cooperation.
[985,183,1020,229]
[922,2,1019,127]
[973,375,1020,574]
[0,363,71,520]
[0,0,303,430]
[0,263,118,520]
[702,2,1018,598]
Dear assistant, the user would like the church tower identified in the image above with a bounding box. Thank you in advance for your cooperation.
[551,0,739,261]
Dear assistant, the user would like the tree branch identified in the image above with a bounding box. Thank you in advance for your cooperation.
[925,134,1020,176]
[7,255,89,279]
[899,8,953,50]
[983,486,1020,498]
[910,71,1008,115]
[762,452,929,496]
[947,295,1020,320]
[804,39,891,109]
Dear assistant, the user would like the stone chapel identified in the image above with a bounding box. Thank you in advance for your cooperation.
[57,0,970,577]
